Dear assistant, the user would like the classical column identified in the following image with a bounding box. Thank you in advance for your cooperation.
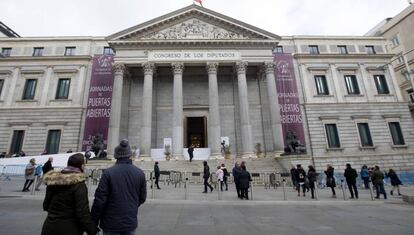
[40,66,53,106]
[236,61,254,156]
[264,62,284,152]
[140,62,156,158]
[329,64,344,103]
[107,63,126,157]
[172,62,184,159]
[359,63,374,102]
[206,62,222,157]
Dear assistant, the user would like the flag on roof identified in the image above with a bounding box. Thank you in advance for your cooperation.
[194,0,203,7]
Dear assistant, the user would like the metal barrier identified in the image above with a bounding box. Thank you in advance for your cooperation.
[0,165,26,181]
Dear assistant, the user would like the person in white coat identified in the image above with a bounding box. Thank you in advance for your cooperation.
[216,166,224,191]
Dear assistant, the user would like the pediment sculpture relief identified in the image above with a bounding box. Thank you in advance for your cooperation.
[142,19,250,40]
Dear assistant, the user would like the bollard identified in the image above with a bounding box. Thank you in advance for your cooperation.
[217,180,222,200]
[282,178,287,201]
[250,182,253,201]
[151,177,155,199]
[369,180,374,201]
[341,179,346,200]
[314,180,319,201]
[31,176,38,195]
[185,177,189,200]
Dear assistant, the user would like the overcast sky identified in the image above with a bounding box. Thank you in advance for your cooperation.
[0,0,410,37]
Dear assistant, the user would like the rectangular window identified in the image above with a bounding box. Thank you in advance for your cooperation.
[46,130,61,154]
[1,47,12,57]
[10,130,25,154]
[325,124,340,148]
[344,75,360,94]
[22,79,37,100]
[309,45,319,54]
[373,75,389,94]
[357,123,373,147]
[391,36,400,47]
[103,47,114,55]
[275,46,284,54]
[397,55,405,64]
[389,122,405,145]
[64,47,76,56]
[407,89,414,103]
[0,79,4,97]
[365,45,376,54]
[314,75,329,95]
[55,78,70,99]
[33,47,44,56]
[337,45,348,54]
[403,71,411,81]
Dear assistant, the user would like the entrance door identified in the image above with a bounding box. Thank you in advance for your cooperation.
[186,117,207,148]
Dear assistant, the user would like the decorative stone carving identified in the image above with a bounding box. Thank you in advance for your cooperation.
[142,62,156,75]
[143,19,249,40]
[171,62,185,74]
[235,61,248,74]
[263,62,276,74]
[112,63,126,75]
[206,62,219,74]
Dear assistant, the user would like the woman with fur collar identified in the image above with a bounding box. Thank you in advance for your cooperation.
[41,153,98,235]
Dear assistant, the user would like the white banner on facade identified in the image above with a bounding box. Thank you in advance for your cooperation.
[148,50,241,62]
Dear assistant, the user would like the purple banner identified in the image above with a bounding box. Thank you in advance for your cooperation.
[81,55,114,151]
[273,53,306,150]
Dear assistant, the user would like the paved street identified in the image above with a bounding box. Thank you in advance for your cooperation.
[1,177,414,234]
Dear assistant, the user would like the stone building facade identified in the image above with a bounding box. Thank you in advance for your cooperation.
[0,5,413,171]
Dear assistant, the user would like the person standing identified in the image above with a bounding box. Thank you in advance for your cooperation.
[35,157,54,191]
[325,164,336,198]
[360,165,370,189]
[221,163,229,191]
[344,163,359,199]
[294,164,306,197]
[153,161,161,189]
[307,165,317,199]
[387,169,402,196]
[188,145,194,162]
[41,153,98,235]
[239,165,252,200]
[290,166,297,190]
[216,166,224,191]
[202,161,213,193]
[232,162,242,198]
[91,139,147,234]
[22,158,36,192]
[372,165,387,199]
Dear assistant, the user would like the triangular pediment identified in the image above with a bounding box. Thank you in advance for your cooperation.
[107,4,280,44]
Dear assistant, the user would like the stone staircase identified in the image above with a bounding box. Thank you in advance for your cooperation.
[86,157,289,173]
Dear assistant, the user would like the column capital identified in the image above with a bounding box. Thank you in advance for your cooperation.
[142,62,156,75]
[113,63,126,75]
[263,61,276,74]
[206,62,219,74]
[235,61,248,74]
[171,62,185,75]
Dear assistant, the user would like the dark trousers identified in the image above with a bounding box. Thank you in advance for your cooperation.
[155,175,160,189]
[204,177,212,192]
[296,182,306,195]
[223,177,228,190]
[347,182,358,198]
[189,153,193,162]
[241,188,249,199]
[23,179,34,191]
[235,181,241,197]
[330,186,336,196]
[362,177,370,189]
[309,182,315,198]
[375,183,387,199]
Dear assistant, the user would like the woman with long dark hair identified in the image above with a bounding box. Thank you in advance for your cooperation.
[324,164,336,198]
[41,153,98,235]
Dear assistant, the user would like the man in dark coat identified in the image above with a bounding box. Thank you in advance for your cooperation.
[239,165,252,200]
[202,161,213,193]
[153,161,161,189]
[188,145,194,162]
[344,163,359,199]
[372,165,387,199]
[41,153,98,235]
[91,139,147,234]
[294,164,307,197]
[232,162,242,198]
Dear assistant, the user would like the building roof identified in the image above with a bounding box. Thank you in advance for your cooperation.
[0,21,20,38]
